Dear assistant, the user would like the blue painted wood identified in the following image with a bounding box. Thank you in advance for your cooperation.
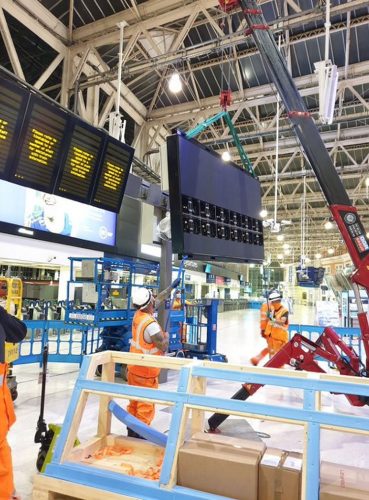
[44,354,369,500]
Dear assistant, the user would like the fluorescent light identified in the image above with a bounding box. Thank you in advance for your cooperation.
[168,72,182,93]
[324,221,333,230]
[141,244,161,258]
[327,248,334,255]
[260,209,268,218]
[18,227,34,236]
[277,234,284,241]
[221,151,231,162]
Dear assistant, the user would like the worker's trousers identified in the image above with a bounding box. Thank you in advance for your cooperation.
[0,364,15,500]
[267,335,288,356]
[0,437,13,499]
[127,372,159,426]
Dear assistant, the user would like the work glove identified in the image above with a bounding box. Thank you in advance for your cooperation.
[171,277,181,289]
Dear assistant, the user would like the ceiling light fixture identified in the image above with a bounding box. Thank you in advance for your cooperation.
[277,234,284,241]
[283,243,289,250]
[324,221,333,230]
[315,253,322,259]
[277,253,283,259]
[260,209,268,218]
[327,248,334,255]
[221,151,231,162]
[168,72,182,93]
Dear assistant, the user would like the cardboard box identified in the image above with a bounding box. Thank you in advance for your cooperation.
[177,433,265,500]
[320,484,369,500]
[258,448,302,500]
[321,462,369,492]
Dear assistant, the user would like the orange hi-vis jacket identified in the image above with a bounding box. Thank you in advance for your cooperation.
[0,363,15,440]
[172,298,182,310]
[264,304,289,342]
[260,302,269,332]
[128,310,163,379]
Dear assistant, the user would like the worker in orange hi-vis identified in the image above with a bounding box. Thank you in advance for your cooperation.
[0,306,27,500]
[172,290,183,311]
[127,278,180,437]
[250,290,289,366]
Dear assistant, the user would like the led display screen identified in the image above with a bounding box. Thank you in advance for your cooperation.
[0,72,134,212]
[0,179,116,246]
[11,97,68,192]
[92,137,133,211]
[56,123,104,202]
[167,133,264,263]
[0,78,28,177]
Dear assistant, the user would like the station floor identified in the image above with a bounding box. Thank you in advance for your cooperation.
[9,306,369,498]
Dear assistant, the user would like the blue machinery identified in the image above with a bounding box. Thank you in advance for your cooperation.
[13,257,225,366]
[33,350,369,500]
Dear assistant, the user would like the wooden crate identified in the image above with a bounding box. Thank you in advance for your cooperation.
[33,474,136,499]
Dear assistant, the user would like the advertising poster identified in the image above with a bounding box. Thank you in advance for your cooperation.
[0,180,116,246]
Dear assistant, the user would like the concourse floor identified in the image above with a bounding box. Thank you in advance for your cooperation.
[8,306,369,498]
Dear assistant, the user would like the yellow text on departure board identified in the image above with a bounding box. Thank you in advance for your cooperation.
[0,118,9,141]
[103,161,124,191]
[28,128,57,166]
[70,146,94,179]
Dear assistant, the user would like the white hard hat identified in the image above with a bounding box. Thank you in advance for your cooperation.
[131,287,152,309]
[268,290,282,302]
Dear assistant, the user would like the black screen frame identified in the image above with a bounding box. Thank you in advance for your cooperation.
[167,132,264,263]
[91,134,135,212]
[8,93,71,193]
[54,118,107,204]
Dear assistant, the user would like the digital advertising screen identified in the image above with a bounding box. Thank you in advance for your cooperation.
[167,133,264,263]
[0,179,116,246]
[92,137,134,212]
[56,122,105,202]
[11,96,69,192]
[0,78,28,177]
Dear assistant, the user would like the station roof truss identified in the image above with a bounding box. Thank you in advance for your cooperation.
[1,0,369,261]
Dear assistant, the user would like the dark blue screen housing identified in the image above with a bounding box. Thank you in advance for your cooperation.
[167,133,264,263]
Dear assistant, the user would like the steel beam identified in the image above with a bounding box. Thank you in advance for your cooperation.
[1,0,67,53]
[0,7,24,79]
[148,61,369,124]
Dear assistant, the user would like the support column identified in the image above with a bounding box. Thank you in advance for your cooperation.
[60,48,72,108]
[157,236,172,334]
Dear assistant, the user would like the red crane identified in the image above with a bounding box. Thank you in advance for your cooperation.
[209,0,369,431]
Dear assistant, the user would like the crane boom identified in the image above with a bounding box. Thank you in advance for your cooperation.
[208,0,369,433]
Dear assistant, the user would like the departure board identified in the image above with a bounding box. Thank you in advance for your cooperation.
[56,123,104,201]
[0,79,27,177]
[11,97,68,191]
[0,71,135,212]
[92,137,133,212]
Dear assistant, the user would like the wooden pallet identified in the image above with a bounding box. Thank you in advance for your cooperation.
[33,474,136,500]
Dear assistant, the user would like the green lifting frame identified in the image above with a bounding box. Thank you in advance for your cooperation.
[185,110,255,177]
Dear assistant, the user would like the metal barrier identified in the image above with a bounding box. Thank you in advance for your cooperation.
[14,320,98,366]
[289,324,363,362]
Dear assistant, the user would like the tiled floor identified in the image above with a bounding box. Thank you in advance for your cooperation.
[8,306,369,498]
